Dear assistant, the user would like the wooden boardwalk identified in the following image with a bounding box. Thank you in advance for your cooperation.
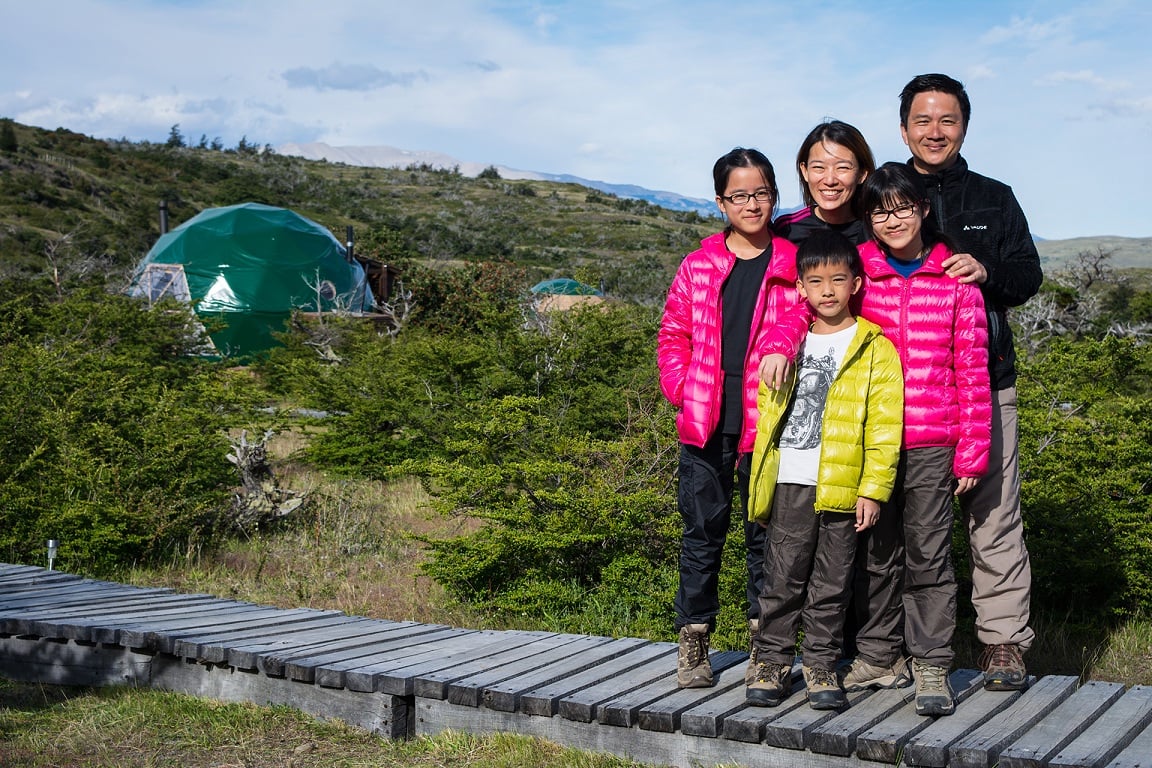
[2,562,1150,768]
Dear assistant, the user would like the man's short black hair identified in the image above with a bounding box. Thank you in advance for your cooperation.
[900,73,971,128]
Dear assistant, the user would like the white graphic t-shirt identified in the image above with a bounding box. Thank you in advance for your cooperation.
[776,323,856,486]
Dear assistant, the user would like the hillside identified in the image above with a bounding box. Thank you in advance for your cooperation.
[0,118,1146,302]
[0,120,711,302]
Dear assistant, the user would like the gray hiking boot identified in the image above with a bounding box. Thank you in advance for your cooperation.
[803,665,847,710]
[839,655,912,691]
[677,623,713,688]
[746,660,791,707]
[912,659,955,716]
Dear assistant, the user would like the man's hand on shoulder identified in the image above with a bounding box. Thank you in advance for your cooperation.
[942,251,988,284]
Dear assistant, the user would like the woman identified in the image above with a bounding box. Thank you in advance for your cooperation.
[774,120,875,247]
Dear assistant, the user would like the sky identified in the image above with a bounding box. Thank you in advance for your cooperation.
[2,0,1150,240]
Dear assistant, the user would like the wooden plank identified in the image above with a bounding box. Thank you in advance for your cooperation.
[0,634,151,687]
[679,665,762,738]
[217,615,385,670]
[118,605,335,653]
[597,650,745,728]
[556,643,678,723]
[999,681,1127,768]
[949,674,1079,768]
[413,632,572,700]
[339,630,507,694]
[903,684,1027,767]
[854,668,983,763]
[280,624,463,682]
[762,687,874,750]
[479,636,648,712]
[10,595,224,641]
[223,617,394,671]
[1048,685,1152,768]
[172,611,351,661]
[718,663,809,744]
[149,653,410,739]
[806,685,912,755]
[1105,716,1152,768]
[637,653,749,733]
[449,634,615,708]
[0,582,163,608]
[518,642,671,717]
[417,695,856,768]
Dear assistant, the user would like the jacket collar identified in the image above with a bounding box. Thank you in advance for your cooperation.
[860,240,950,278]
[906,154,969,189]
[700,230,796,282]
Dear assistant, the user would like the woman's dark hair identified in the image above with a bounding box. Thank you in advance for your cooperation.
[795,120,876,217]
[899,73,971,129]
[859,162,951,250]
[713,147,779,218]
[796,229,862,279]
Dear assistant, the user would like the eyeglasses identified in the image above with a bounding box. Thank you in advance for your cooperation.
[869,202,919,224]
[720,189,773,206]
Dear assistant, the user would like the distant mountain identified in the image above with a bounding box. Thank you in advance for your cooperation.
[1035,236,1152,270]
[277,142,720,219]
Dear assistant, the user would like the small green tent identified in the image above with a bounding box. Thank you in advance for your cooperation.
[129,203,374,357]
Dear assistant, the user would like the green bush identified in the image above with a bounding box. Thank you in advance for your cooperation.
[0,285,244,573]
[1017,335,1152,618]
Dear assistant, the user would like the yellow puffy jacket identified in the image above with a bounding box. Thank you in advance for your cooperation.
[747,317,903,523]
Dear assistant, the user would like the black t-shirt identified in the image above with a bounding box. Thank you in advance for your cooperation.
[774,207,868,247]
[719,244,772,434]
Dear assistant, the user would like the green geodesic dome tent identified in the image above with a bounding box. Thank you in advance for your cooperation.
[129,203,374,357]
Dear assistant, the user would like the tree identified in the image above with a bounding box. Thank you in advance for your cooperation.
[478,165,501,180]
[165,124,186,149]
[0,118,17,153]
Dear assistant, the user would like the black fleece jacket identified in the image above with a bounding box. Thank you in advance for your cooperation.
[909,156,1043,390]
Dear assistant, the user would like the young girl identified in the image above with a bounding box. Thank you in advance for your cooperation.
[773,120,876,247]
[761,161,991,715]
[657,148,802,688]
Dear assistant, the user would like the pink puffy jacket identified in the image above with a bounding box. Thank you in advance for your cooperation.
[861,241,992,477]
[657,231,801,454]
[763,240,991,477]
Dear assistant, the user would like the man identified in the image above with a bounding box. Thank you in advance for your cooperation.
[899,73,1042,691]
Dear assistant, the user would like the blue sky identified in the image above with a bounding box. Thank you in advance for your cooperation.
[3,0,1150,239]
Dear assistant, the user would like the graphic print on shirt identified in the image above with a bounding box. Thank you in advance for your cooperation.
[779,349,839,450]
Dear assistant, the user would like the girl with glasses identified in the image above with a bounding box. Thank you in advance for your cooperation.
[657,148,803,688]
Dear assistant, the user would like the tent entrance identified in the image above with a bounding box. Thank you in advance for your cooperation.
[132,263,192,306]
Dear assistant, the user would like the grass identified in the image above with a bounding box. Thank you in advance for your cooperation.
[0,680,659,768]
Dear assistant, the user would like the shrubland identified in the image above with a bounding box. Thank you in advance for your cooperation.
[1,121,1151,683]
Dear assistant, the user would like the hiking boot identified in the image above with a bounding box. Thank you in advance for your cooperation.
[979,643,1028,691]
[745,619,760,686]
[912,659,954,716]
[803,665,847,710]
[746,660,791,707]
[677,623,713,688]
[839,655,912,691]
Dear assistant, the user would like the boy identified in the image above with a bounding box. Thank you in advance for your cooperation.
[744,229,903,709]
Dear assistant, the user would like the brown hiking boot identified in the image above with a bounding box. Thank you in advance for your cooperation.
[979,643,1028,691]
[746,660,791,707]
[839,655,912,691]
[677,623,713,688]
[803,665,847,710]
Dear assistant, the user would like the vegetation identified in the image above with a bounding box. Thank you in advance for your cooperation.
[1,117,1151,761]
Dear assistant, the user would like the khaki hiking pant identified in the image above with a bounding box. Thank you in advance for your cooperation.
[958,387,1035,652]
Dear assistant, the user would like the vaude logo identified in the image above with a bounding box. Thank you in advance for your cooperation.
[963,224,989,231]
